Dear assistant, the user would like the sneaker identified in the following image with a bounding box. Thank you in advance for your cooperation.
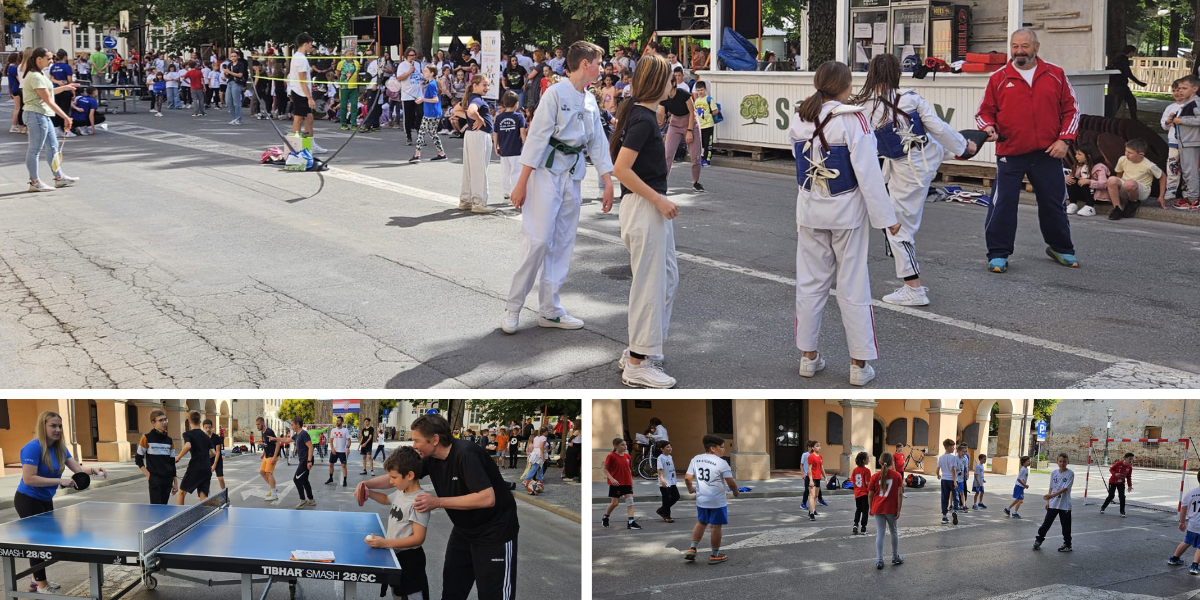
[1108,206,1124,220]
[28,180,55,193]
[264,493,277,501]
[882,285,929,306]
[294,499,308,509]
[306,499,317,506]
[1174,199,1194,210]
[852,526,859,535]
[1012,513,1022,519]
[501,310,520,334]
[709,554,727,564]
[312,143,329,154]
[1077,205,1096,216]
[988,257,1008,273]
[539,314,584,330]
[1191,564,1200,575]
[1032,540,1041,550]
[692,182,706,192]
[849,363,876,386]
[972,504,979,510]
[800,503,809,510]
[342,478,347,487]
[229,119,239,125]
[155,112,163,117]
[891,556,904,565]
[622,361,677,389]
[798,353,826,378]
[627,520,642,530]
[470,205,496,214]
[952,512,958,525]
[430,154,447,161]
[1169,556,1185,566]
[65,130,77,138]
[409,155,421,163]
[979,503,987,509]
[876,561,884,570]
[809,514,816,521]
[458,200,472,210]
[1124,201,1140,218]
[1058,544,1072,552]
[359,470,368,475]
[701,159,711,167]
[1045,246,1078,268]
[818,498,828,507]
[1099,509,1105,514]
[1065,202,1078,214]
[325,478,334,485]
[617,348,664,370]
[54,175,79,188]
[9,125,21,133]
[1004,507,1011,516]
[942,516,949,523]
[602,515,610,528]
[1121,513,1126,518]
[683,548,696,561]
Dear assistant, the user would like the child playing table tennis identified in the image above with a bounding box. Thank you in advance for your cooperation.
[359,447,430,600]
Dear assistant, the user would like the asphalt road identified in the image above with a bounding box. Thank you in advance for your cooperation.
[592,489,1199,600]
[0,453,579,600]
[2,101,1199,388]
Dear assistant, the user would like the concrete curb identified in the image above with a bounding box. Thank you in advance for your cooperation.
[592,485,941,504]
[512,491,582,523]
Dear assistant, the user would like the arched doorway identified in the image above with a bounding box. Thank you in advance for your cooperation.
[872,418,884,465]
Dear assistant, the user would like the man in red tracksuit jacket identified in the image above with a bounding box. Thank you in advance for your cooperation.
[975,28,1079,273]
[1101,452,1135,516]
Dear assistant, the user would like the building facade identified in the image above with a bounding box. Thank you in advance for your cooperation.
[1041,399,1199,468]
[592,399,1038,481]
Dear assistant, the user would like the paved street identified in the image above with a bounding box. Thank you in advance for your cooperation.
[0,449,579,600]
[2,103,1199,388]
[592,484,1198,600]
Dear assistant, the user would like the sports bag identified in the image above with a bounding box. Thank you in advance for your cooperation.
[826,475,839,489]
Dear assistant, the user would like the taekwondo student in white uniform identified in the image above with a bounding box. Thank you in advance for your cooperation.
[855,54,971,306]
[790,61,899,387]
[501,42,614,334]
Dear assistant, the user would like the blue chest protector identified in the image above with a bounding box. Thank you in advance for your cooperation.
[795,112,858,196]
[874,94,928,160]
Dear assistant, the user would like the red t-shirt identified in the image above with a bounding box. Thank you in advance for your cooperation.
[605,452,633,486]
[893,452,905,472]
[869,470,903,515]
[808,453,824,481]
[184,69,204,90]
[851,466,872,498]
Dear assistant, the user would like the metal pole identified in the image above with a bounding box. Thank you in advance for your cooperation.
[1019,400,1028,458]
[1104,406,1114,466]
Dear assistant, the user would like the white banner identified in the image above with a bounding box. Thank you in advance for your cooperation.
[481,30,501,101]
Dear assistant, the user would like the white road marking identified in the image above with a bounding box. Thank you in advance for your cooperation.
[107,123,1200,386]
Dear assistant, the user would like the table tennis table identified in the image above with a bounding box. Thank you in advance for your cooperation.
[0,489,399,600]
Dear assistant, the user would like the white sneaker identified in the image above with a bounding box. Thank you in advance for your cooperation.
[65,130,77,138]
[458,200,472,210]
[28,180,55,192]
[155,112,163,117]
[617,348,663,370]
[229,119,239,125]
[849,363,876,386]
[538,314,584,330]
[882,284,929,306]
[264,492,278,501]
[98,123,108,131]
[471,205,496,214]
[501,310,520,334]
[1065,202,1078,215]
[312,142,329,154]
[622,361,677,389]
[1077,205,1096,217]
[9,125,21,133]
[798,353,826,377]
[54,175,79,188]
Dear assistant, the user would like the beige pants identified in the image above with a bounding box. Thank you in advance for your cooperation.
[460,129,492,206]
[619,193,678,357]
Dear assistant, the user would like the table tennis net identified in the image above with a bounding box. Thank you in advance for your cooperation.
[139,488,229,557]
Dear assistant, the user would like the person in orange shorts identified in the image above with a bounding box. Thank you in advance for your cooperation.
[255,416,282,501]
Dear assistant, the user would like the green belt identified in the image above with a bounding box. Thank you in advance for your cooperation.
[546,137,585,174]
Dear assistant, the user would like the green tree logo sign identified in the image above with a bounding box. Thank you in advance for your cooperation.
[740,94,769,125]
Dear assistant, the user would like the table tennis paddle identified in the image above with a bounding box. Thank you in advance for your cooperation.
[72,472,91,491]
[355,483,368,507]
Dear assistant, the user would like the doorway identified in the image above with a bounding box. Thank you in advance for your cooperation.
[872,418,884,467]
[88,400,99,458]
[773,400,803,469]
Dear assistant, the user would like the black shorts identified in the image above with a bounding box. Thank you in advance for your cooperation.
[361,443,373,455]
[330,451,347,464]
[390,547,429,597]
[180,468,212,495]
[214,459,223,478]
[290,92,311,117]
[608,485,633,498]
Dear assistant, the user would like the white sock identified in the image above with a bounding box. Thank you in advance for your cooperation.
[272,488,278,495]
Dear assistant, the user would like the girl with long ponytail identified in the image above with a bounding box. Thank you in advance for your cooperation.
[869,451,903,569]
[789,60,899,387]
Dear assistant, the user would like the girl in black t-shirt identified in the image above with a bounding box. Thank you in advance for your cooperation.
[609,54,679,390]
[501,56,527,107]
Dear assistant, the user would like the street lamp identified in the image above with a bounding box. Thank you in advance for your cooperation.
[1157,8,1170,58]
[1104,406,1114,465]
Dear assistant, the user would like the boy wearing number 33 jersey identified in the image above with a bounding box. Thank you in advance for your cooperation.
[1169,470,1200,573]
[684,435,739,564]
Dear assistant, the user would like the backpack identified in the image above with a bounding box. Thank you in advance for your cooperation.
[708,96,724,124]
[842,479,855,490]
[825,475,839,490]
[905,474,926,488]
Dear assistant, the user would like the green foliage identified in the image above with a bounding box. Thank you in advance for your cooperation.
[1033,399,1060,424]
[345,412,359,427]
[379,400,397,411]
[466,400,581,426]
[278,399,315,424]
[5,1,34,27]
[740,94,769,124]
[762,0,807,40]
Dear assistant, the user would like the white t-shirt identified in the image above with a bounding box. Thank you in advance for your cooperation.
[937,453,959,481]
[956,455,969,482]
[165,71,180,88]
[1018,466,1030,486]
[687,453,733,509]
[974,463,984,482]
[287,52,311,97]
[1017,64,1037,87]
[657,454,676,486]
[330,427,352,453]
[386,488,430,548]
[1047,468,1074,511]
[1183,487,1200,533]
[652,425,668,442]
[800,451,810,478]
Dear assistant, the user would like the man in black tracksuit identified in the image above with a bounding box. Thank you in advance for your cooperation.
[135,409,178,505]
[1105,45,1147,121]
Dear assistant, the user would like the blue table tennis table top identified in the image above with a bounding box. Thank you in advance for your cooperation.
[0,501,398,572]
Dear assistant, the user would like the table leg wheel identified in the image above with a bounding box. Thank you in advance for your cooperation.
[144,576,158,590]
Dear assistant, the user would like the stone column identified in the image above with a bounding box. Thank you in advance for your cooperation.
[992,413,1024,475]
[838,400,878,476]
[731,399,769,481]
[592,399,623,481]
[974,419,992,472]
[163,400,187,443]
[924,405,962,476]
[94,400,132,463]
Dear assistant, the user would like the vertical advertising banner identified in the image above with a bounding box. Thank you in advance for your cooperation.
[481,30,501,101]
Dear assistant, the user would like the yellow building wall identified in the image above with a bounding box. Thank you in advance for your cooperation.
[0,400,80,472]
[805,400,845,464]
[622,399,715,468]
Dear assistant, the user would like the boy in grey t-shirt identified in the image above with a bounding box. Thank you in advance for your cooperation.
[359,447,431,600]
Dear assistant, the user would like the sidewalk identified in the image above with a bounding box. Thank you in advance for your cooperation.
[591,473,942,504]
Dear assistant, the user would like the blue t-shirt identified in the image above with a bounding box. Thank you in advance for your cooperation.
[71,95,98,121]
[494,111,526,157]
[423,81,442,118]
[48,61,73,83]
[468,94,493,134]
[7,65,19,94]
[17,439,71,501]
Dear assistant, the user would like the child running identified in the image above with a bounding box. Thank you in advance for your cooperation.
[1169,470,1200,573]
[1101,452,1135,517]
[790,61,899,386]
[684,435,739,564]
[656,440,679,523]
[869,452,904,569]
[936,439,959,525]
[359,447,431,600]
[972,453,987,509]
[1006,455,1031,518]
[602,438,639,529]
[1033,453,1074,552]
[851,451,871,535]
[174,411,216,505]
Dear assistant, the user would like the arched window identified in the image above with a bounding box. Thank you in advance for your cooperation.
[827,412,843,445]
[887,418,908,445]
[913,417,929,446]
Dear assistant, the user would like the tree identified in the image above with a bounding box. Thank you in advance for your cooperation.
[5,1,33,26]
[1033,399,1060,426]
[379,400,397,411]
[740,94,769,125]
[345,412,359,427]
[466,400,581,427]
[278,399,315,424]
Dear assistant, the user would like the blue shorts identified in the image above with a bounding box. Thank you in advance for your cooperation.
[957,481,966,493]
[1013,484,1025,500]
[697,506,729,526]
[1186,531,1200,548]
[973,484,984,493]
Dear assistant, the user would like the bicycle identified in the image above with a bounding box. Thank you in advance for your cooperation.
[635,441,659,480]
